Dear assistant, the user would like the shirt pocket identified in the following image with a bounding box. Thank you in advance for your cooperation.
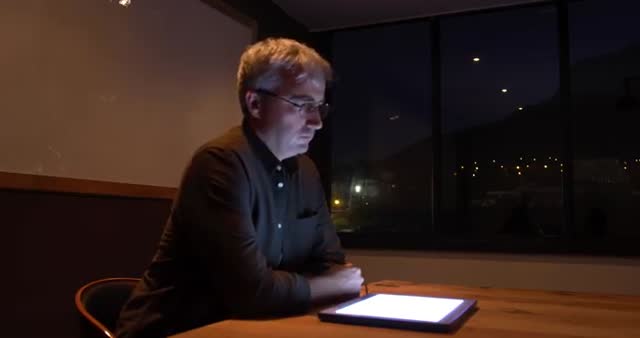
[286,214,319,260]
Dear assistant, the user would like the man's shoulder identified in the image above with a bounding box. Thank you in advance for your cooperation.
[179,126,253,177]
[194,125,250,157]
[295,154,321,178]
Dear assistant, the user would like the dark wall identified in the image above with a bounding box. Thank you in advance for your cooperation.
[2,2,310,338]
[2,190,172,338]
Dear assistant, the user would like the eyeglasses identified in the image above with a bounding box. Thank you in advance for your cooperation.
[253,89,330,119]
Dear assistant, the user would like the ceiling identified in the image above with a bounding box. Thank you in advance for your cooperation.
[271,0,545,31]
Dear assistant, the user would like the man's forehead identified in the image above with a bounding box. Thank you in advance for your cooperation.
[278,75,325,100]
[279,68,325,86]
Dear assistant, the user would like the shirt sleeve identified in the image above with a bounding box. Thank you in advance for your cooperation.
[174,147,311,317]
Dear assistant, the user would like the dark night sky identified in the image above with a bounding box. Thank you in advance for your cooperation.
[331,0,640,166]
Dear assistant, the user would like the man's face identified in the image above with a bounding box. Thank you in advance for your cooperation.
[257,74,325,160]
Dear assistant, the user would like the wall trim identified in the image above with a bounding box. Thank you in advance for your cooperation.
[0,171,176,200]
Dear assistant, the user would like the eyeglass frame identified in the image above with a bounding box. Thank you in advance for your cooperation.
[252,88,330,119]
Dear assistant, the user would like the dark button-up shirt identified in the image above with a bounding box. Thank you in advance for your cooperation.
[116,120,345,338]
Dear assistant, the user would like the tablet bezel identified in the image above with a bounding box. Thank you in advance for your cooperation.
[317,293,477,332]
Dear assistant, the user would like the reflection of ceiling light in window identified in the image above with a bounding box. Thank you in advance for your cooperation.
[473,57,480,62]
[501,88,508,93]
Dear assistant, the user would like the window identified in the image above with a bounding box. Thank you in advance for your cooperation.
[569,0,640,241]
[439,6,563,241]
[331,21,433,235]
[320,0,640,255]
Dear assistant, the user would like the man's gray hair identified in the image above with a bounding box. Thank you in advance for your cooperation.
[237,38,332,116]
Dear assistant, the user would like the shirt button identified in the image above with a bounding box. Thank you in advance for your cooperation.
[277,223,282,229]
[277,182,284,188]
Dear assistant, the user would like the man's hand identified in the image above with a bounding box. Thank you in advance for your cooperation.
[307,264,364,304]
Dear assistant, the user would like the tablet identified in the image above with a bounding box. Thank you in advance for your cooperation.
[317,293,477,332]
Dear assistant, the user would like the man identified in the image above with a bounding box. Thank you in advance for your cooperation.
[116,38,364,338]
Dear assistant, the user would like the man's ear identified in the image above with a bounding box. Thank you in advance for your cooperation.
[245,91,262,119]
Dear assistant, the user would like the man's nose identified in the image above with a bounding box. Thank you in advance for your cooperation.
[306,111,323,130]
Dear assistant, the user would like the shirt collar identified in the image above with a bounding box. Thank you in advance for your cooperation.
[242,119,299,174]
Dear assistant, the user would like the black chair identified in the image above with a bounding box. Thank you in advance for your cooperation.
[75,277,140,338]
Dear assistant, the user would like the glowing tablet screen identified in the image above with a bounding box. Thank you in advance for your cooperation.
[335,294,464,322]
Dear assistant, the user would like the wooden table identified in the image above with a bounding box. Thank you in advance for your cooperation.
[172,280,640,338]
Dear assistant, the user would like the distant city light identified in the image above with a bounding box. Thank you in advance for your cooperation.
[517,171,522,175]
[461,165,465,169]
[389,115,400,121]
[472,173,476,177]
[554,158,558,161]
[475,166,479,171]
[492,160,496,163]
[519,157,523,161]
[526,165,530,168]
[501,88,508,93]
[354,185,362,193]
[516,166,521,170]
[117,0,131,6]
[544,165,548,169]
[518,107,524,111]
[473,57,480,62]
[333,199,341,206]
[533,158,537,161]
[624,166,628,170]
[500,165,504,169]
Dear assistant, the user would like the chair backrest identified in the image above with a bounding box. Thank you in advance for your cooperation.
[75,277,140,338]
